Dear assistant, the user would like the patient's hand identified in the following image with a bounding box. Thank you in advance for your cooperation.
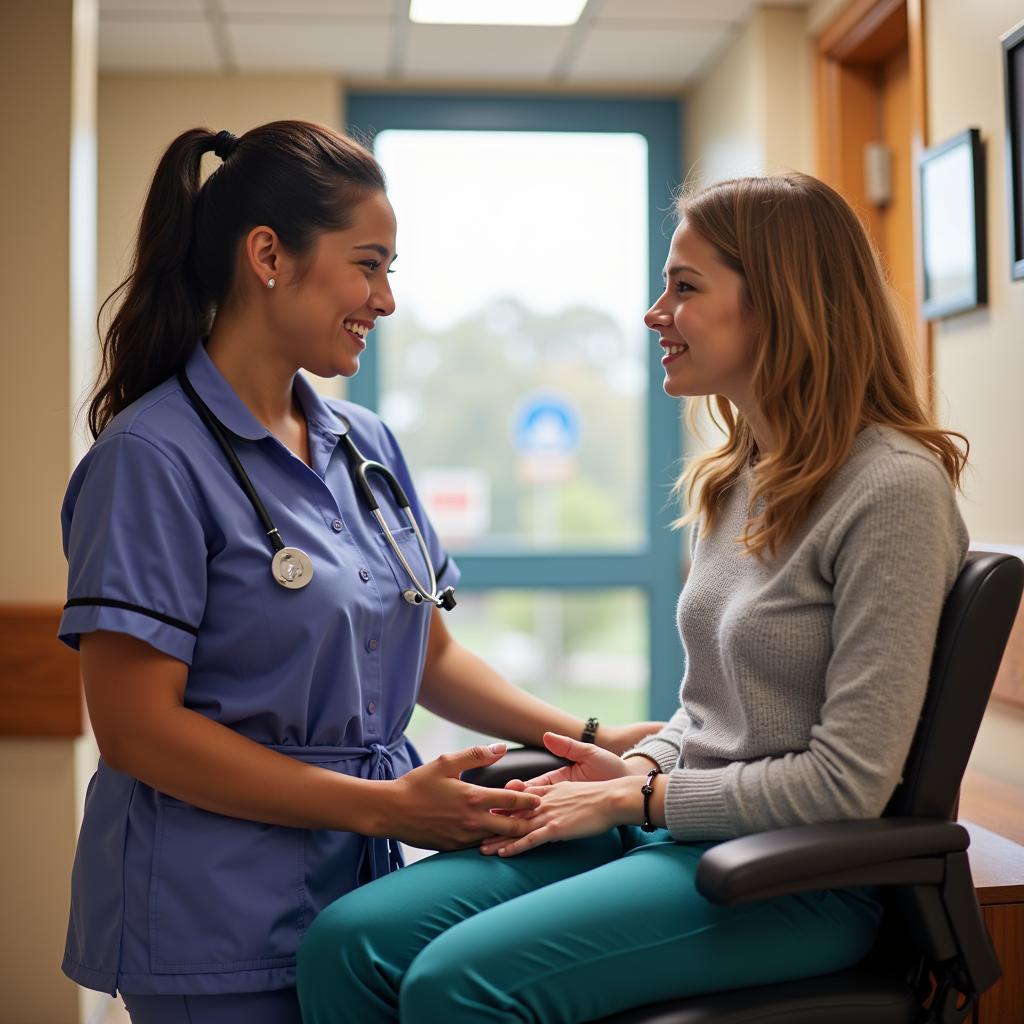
[505,732,632,790]
[480,777,639,857]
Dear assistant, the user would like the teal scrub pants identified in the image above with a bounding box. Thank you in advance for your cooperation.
[296,827,883,1024]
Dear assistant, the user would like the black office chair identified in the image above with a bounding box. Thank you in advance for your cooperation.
[465,551,1024,1024]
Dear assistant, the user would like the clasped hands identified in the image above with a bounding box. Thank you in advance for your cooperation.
[478,730,664,858]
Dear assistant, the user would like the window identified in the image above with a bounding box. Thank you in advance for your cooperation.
[347,94,684,760]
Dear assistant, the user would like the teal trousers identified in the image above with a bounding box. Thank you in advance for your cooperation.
[297,827,882,1024]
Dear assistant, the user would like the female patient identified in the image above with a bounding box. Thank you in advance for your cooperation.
[297,173,970,1023]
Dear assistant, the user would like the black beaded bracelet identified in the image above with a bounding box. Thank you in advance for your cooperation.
[640,767,661,833]
[581,716,599,744]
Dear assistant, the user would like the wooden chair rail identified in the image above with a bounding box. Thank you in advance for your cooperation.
[0,605,82,737]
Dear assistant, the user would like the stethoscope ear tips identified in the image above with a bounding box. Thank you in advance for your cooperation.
[402,589,425,606]
[438,587,457,611]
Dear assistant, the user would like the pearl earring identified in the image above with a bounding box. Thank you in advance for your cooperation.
[267,278,276,289]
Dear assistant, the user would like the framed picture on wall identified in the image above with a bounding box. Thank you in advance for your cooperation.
[1004,19,1024,281]
[918,128,987,319]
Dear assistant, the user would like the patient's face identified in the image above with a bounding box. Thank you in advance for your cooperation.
[644,219,758,406]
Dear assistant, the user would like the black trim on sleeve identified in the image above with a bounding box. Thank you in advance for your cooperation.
[437,554,450,581]
[63,598,199,637]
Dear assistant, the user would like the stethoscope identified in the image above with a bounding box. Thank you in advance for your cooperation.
[178,372,456,610]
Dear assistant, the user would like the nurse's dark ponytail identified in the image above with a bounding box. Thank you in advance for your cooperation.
[88,121,385,438]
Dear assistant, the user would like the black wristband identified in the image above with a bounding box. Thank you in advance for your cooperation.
[641,768,661,832]
[581,716,599,744]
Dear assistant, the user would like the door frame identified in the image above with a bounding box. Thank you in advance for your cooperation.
[815,0,932,409]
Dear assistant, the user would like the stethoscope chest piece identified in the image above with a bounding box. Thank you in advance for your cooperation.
[272,546,314,590]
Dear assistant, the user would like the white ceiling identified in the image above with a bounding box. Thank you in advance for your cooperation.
[98,0,808,87]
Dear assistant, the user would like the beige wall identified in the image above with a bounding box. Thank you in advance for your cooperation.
[0,742,83,1023]
[926,0,1024,786]
[926,2,1024,546]
[98,75,342,328]
[1,2,99,1022]
[685,6,814,189]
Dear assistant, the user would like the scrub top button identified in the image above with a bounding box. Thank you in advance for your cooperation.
[331,518,344,532]
[359,568,370,582]
[367,638,379,652]
[366,700,377,714]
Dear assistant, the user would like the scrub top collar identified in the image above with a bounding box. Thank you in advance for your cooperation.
[183,342,347,442]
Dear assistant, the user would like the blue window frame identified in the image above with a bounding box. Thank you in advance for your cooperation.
[346,92,685,719]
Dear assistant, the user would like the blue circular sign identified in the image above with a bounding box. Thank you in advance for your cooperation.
[513,394,581,455]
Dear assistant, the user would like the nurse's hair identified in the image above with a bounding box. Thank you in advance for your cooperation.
[88,120,385,438]
[674,172,968,558]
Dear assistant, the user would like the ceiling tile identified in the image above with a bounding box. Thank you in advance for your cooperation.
[568,24,733,84]
[226,21,393,76]
[403,24,571,79]
[100,0,205,11]
[219,0,396,15]
[594,0,754,23]
[99,18,221,72]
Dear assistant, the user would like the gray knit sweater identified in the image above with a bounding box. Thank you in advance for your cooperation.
[624,425,968,841]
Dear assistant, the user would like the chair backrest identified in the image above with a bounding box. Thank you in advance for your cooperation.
[884,551,1024,820]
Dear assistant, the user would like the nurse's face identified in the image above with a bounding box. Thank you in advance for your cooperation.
[275,190,398,379]
[644,219,758,408]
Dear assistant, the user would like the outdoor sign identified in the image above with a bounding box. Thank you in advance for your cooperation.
[513,393,581,485]
[416,468,490,542]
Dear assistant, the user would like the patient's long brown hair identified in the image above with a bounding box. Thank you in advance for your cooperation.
[675,173,967,558]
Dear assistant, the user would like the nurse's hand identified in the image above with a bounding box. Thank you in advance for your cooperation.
[385,743,543,852]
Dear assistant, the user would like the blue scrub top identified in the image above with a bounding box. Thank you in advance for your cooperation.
[58,342,458,997]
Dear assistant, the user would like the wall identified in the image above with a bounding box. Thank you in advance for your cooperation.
[926,0,1024,785]
[685,5,813,189]
[0,1,98,1021]
[98,74,342,334]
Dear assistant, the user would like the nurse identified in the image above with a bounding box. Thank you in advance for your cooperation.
[59,120,659,1024]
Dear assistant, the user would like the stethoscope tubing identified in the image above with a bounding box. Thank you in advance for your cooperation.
[178,370,450,608]
[339,433,439,602]
[178,371,284,552]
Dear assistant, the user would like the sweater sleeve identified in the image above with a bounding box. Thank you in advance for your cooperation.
[622,705,689,773]
[662,452,968,841]
[622,520,701,772]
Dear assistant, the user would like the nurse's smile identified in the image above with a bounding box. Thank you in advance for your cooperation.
[342,319,372,349]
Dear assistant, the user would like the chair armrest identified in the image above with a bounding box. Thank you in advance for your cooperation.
[696,818,969,905]
[462,747,569,789]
